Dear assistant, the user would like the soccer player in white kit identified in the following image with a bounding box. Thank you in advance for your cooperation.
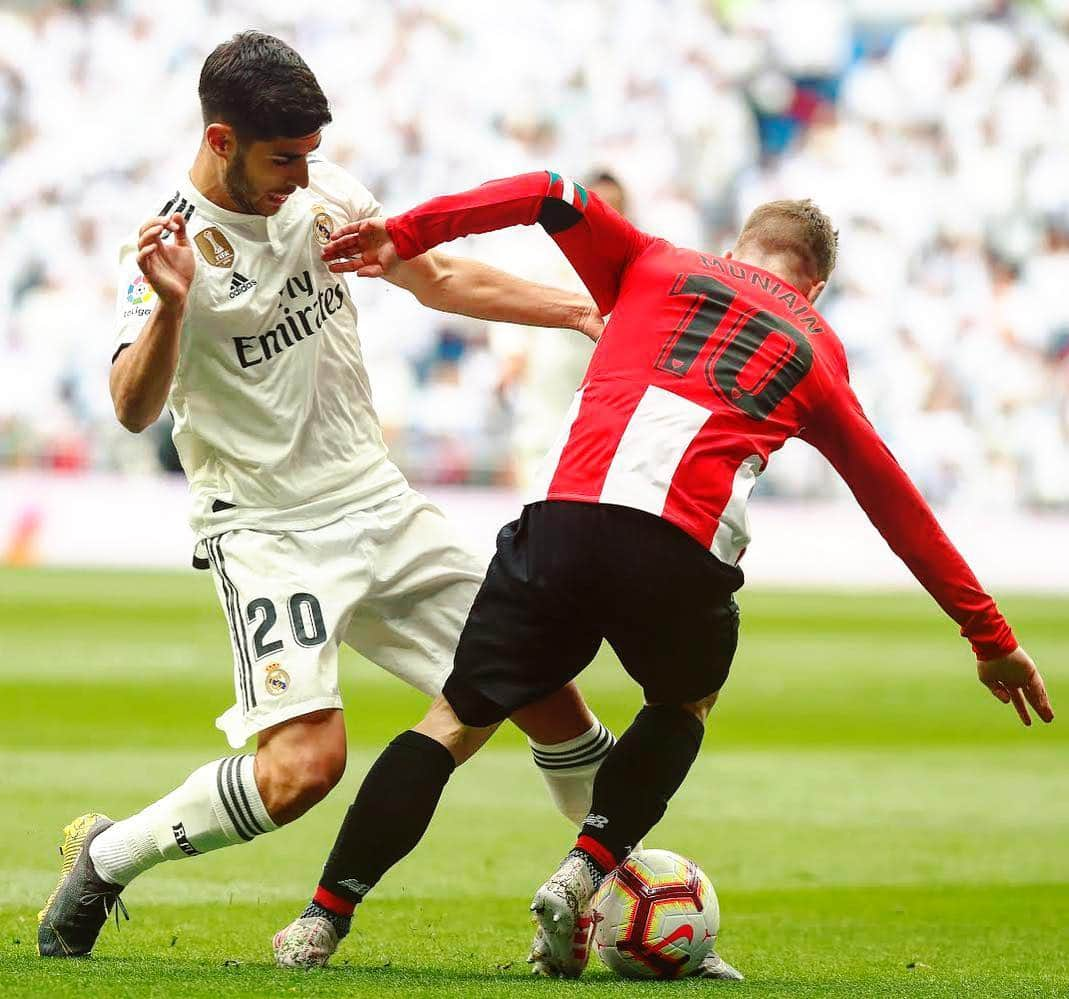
[37,32,615,959]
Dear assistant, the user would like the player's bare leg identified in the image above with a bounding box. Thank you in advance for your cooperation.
[252,710,348,824]
[275,684,613,968]
[39,710,344,958]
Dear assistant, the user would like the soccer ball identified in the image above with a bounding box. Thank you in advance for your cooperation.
[590,848,719,979]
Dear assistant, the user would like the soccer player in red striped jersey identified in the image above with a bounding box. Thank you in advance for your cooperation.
[282,172,1052,978]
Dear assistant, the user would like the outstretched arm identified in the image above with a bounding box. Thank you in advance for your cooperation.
[322,171,655,315]
[378,248,602,342]
[801,383,1053,726]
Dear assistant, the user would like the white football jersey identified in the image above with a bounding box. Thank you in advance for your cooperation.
[113,156,407,539]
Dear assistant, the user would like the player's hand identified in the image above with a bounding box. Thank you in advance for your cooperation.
[574,303,604,343]
[137,213,194,308]
[321,217,399,278]
[977,647,1053,727]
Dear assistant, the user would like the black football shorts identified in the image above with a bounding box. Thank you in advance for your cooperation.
[444,501,743,727]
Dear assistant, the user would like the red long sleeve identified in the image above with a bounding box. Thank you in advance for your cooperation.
[801,382,1016,661]
[387,171,1016,662]
[386,171,655,314]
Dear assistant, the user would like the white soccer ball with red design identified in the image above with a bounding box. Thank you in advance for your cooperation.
[590,848,719,979]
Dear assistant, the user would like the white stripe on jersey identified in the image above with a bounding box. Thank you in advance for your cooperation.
[527,388,585,503]
[561,177,575,207]
[598,385,711,516]
[711,455,763,565]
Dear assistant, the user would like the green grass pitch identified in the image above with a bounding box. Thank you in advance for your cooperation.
[0,567,1065,998]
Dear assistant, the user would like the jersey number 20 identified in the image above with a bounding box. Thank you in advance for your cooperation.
[246,593,327,658]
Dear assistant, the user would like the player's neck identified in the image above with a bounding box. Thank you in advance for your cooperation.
[188,143,243,214]
[729,251,814,299]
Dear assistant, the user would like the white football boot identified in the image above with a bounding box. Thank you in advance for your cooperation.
[694,950,745,980]
[273,916,339,968]
[527,854,598,978]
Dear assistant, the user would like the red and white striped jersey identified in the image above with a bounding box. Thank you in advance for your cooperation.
[387,171,1016,661]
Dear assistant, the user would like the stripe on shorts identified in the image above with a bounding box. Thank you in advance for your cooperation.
[205,538,240,711]
[209,536,257,711]
[214,537,258,709]
[215,757,254,841]
[206,537,249,713]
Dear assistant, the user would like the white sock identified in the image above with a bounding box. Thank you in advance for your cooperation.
[529,718,615,828]
[88,755,277,886]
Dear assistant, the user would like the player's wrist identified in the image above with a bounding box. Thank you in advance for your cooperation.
[154,293,188,319]
[568,300,601,339]
[385,215,424,261]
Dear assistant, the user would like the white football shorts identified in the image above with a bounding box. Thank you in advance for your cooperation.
[204,489,484,748]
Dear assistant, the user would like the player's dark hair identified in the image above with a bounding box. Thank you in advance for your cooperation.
[586,169,628,215]
[737,199,839,284]
[199,31,332,140]
[587,169,622,188]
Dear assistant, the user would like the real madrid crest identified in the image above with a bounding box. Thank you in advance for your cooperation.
[194,226,235,268]
[312,208,335,246]
[265,662,290,696]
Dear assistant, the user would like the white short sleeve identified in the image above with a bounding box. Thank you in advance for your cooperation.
[112,233,157,359]
[307,156,383,224]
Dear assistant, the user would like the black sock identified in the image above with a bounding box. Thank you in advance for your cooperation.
[318,730,456,905]
[578,704,705,863]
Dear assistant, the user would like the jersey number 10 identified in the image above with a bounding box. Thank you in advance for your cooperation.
[655,273,813,421]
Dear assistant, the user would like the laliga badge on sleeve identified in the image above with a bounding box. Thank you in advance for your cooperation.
[195,227,235,268]
[126,274,155,305]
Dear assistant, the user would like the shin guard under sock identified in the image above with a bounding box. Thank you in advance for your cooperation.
[318,730,456,905]
[578,704,705,864]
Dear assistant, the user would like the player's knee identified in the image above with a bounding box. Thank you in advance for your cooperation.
[298,738,347,798]
[413,694,497,766]
[679,690,720,724]
[510,682,595,745]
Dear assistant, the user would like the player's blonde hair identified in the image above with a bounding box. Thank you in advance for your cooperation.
[736,199,838,284]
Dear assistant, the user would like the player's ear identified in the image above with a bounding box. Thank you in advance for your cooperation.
[806,279,826,303]
[204,123,236,160]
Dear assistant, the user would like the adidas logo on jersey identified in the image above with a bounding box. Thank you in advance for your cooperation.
[229,271,257,299]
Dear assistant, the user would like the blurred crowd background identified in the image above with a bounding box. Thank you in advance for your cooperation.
[2,0,1068,509]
